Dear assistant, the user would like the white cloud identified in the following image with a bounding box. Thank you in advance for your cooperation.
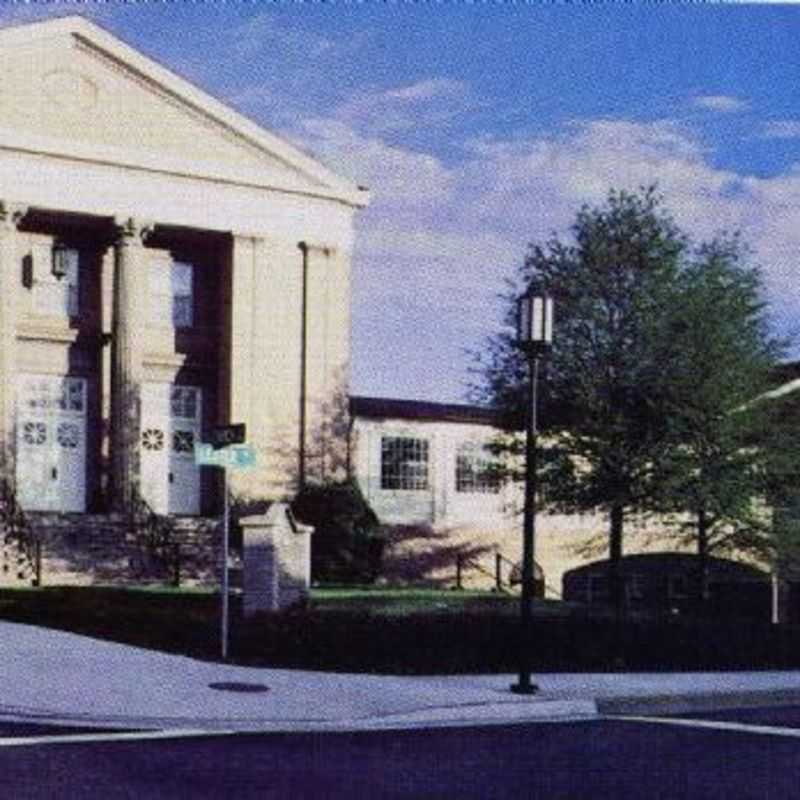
[306,109,800,399]
[761,120,800,139]
[230,12,337,61]
[0,4,113,29]
[692,94,750,113]
[330,78,476,135]
[454,119,746,247]
[386,78,466,102]
[296,117,455,206]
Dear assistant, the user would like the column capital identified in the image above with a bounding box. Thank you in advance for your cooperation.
[231,230,267,243]
[0,201,28,233]
[113,217,154,246]
[298,240,336,258]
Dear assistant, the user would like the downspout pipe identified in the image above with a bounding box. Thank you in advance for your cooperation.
[298,241,309,490]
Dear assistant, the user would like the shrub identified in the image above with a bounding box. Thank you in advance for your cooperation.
[291,480,385,584]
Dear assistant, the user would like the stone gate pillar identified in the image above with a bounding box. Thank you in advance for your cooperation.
[241,503,313,615]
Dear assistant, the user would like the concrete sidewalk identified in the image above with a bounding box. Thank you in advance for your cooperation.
[3,621,800,733]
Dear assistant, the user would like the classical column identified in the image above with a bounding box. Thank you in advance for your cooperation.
[224,233,280,503]
[110,217,151,511]
[0,201,27,479]
[226,234,256,431]
[298,241,351,485]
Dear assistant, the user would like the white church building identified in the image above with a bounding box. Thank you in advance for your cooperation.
[0,15,367,585]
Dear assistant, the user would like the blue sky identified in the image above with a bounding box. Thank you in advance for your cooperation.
[3,3,800,402]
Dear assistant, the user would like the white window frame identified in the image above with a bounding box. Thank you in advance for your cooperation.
[455,441,501,494]
[150,260,194,328]
[380,436,429,491]
[19,374,85,415]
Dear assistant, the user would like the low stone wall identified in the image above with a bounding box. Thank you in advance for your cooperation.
[22,513,223,587]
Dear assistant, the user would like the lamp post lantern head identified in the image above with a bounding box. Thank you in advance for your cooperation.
[517,290,554,351]
[51,241,70,281]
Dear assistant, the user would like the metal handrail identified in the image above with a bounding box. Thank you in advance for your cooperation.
[455,549,545,595]
[129,488,180,585]
[0,478,41,585]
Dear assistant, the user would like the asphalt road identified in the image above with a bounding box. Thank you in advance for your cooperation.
[2,711,800,799]
[675,704,800,727]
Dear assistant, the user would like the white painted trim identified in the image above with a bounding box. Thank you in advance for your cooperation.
[615,714,800,739]
[0,16,370,209]
[0,127,363,209]
[0,728,231,748]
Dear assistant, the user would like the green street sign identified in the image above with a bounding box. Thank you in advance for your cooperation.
[211,423,247,450]
[194,442,257,469]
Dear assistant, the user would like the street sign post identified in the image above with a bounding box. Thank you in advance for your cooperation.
[210,423,247,450]
[194,429,256,661]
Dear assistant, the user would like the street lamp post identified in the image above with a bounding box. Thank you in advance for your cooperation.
[511,288,553,695]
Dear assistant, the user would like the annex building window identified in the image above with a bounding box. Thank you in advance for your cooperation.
[380,436,429,491]
[151,260,193,328]
[32,245,79,317]
[455,441,501,494]
[587,574,609,604]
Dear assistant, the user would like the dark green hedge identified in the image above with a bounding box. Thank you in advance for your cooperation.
[232,611,800,674]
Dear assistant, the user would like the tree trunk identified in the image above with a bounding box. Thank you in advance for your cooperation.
[609,504,624,621]
[608,503,625,668]
[695,508,709,619]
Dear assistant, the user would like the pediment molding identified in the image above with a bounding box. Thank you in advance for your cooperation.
[0,16,370,209]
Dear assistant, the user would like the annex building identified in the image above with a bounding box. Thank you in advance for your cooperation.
[348,395,786,619]
[349,395,594,596]
[0,16,367,584]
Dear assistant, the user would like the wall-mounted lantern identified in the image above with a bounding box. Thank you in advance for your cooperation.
[51,241,71,281]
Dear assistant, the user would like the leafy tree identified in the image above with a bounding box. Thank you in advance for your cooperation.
[477,187,799,621]
[476,187,688,619]
[654,236,788,614]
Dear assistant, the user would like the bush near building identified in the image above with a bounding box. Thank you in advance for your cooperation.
[291,480,385,584]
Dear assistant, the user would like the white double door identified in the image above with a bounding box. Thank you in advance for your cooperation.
[16,375,87,513]
[140,383,202,515]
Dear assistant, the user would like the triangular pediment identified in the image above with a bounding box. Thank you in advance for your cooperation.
[0,16,367,206]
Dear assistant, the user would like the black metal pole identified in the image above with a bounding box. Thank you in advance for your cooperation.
[512,351,539,694]
[34,539,41,588]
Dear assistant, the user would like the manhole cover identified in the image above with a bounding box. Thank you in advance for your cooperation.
[208,682,270,693]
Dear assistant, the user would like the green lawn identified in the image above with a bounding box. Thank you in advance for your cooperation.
[312,585,510,615]
[310,585,568,616]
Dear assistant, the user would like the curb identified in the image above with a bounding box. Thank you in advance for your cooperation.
[598,688,800,717]
[0,699,599,735]
[4,689,800,736]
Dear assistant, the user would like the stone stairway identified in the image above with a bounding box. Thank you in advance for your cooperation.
[13,512,222,588]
